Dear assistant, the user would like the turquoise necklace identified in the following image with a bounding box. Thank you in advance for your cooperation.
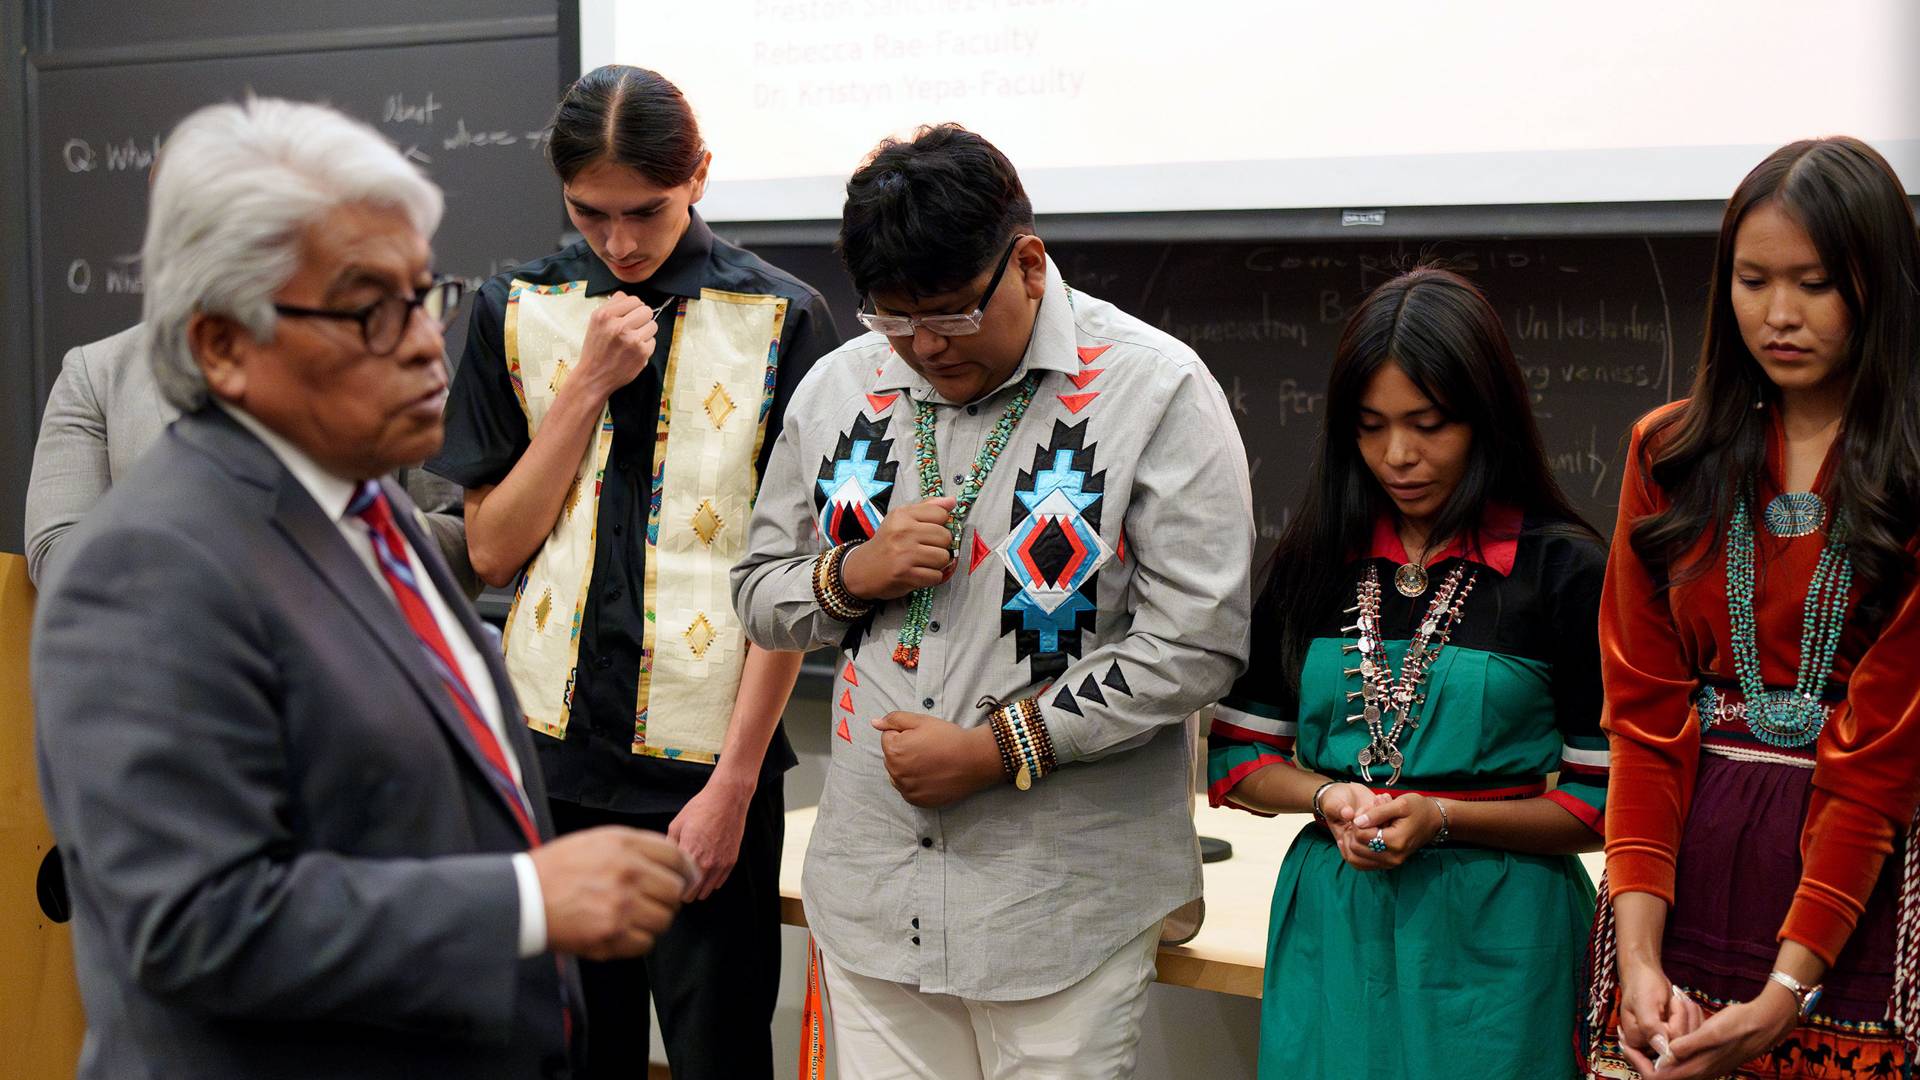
[1725,487,1853,747]
[892,373,1042,669]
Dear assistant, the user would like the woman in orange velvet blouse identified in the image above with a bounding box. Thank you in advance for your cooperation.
[1583,137,1920,1080]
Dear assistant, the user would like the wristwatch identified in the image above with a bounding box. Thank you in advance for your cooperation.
[1766,970,1824,1019]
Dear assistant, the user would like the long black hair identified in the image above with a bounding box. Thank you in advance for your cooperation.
[546,65,706,188]
[1630,137,1920,621]
[1264,266,1593,692]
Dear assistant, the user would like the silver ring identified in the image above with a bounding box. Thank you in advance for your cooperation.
[1367,833,1388,853]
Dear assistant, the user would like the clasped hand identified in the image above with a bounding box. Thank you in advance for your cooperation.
[1615,961,1798,1078]
[872,711,1002,808]
[1317,785,1444,870]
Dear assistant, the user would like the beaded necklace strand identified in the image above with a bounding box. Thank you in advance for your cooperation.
[1725,487,1853,748]
[892,373,1043,668]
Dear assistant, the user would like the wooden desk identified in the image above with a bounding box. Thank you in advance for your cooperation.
[0,554,85,1076]
[779,797,1608,999]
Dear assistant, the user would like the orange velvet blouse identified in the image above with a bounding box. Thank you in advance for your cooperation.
[1601,403,1920,965]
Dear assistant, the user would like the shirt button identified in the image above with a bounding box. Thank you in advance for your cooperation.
[607,587,623,602]
[595,656,612,671]
[612,524,623,536]
[911,936,920,946]
[952,473,966,485]
[966,405,978,416]
[912,917,920,929]
[922,697,935,709]
[920,837,933,849]
[928,621,941,633]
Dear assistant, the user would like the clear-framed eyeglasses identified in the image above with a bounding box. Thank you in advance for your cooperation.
[855,235,1025,338]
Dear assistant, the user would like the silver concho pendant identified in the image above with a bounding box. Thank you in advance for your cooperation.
[1394,562,1429,597]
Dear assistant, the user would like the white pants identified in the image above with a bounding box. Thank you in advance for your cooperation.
[820,923,1162,1080]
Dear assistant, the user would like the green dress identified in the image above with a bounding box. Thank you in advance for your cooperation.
[1208,514,1608,1080]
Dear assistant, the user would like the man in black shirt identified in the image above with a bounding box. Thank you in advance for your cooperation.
[431,66,840,1079]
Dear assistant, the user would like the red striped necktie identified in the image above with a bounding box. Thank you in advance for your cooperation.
[349,483,574,1045]
[347,482,540,848]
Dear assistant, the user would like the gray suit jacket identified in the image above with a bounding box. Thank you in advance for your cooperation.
[32,407,578,1080]
[24,324,476,594]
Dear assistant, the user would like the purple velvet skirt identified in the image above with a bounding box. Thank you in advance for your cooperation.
[1663,748,1900,1022]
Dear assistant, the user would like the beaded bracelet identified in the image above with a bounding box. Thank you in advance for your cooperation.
[811,543,873,623]
[989,712,1021,783]
[1009,710,1041,787]
[1023,700,1057,774]
[989,698,1056,790]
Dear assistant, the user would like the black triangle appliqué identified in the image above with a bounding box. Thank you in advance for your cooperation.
[1078,674,1107,708]
[1053,686,1083,716]
[1102,662,1133,697]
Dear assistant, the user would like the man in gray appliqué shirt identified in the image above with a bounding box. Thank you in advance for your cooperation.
[733,125,1254,1077]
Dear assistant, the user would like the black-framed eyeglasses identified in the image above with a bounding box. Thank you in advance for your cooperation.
[856,235,1025,338]
[273,277,466,356]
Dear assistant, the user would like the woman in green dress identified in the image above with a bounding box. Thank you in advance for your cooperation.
[1209,266,1608,1078]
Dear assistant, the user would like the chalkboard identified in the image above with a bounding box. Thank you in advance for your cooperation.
[28,25,564,395]
[747,234,1718,547]
[44,0,534,52]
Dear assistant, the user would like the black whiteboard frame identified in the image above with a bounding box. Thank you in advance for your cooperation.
[714,201,1731,249]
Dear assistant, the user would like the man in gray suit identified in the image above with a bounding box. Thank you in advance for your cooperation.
[24,320,477,593]
[33,97,691,1080]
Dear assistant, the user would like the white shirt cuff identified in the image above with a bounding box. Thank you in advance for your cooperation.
[511,852,547,959]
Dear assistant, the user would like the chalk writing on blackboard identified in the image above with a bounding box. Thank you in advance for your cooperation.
[61,136,162,174]
[383,92,442,126]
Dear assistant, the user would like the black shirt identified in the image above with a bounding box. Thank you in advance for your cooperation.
[430,211,842,814]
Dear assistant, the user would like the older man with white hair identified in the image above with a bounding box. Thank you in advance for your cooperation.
[31,97,692,1080]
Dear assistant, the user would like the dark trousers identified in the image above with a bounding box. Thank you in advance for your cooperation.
[550,777,785,1080]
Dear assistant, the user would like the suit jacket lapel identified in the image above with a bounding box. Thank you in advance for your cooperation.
[176,408,537,844]
[266,476,484,755]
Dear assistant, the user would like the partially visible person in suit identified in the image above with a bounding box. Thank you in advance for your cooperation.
[24,318,476,591]
[32,96,691,1080]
